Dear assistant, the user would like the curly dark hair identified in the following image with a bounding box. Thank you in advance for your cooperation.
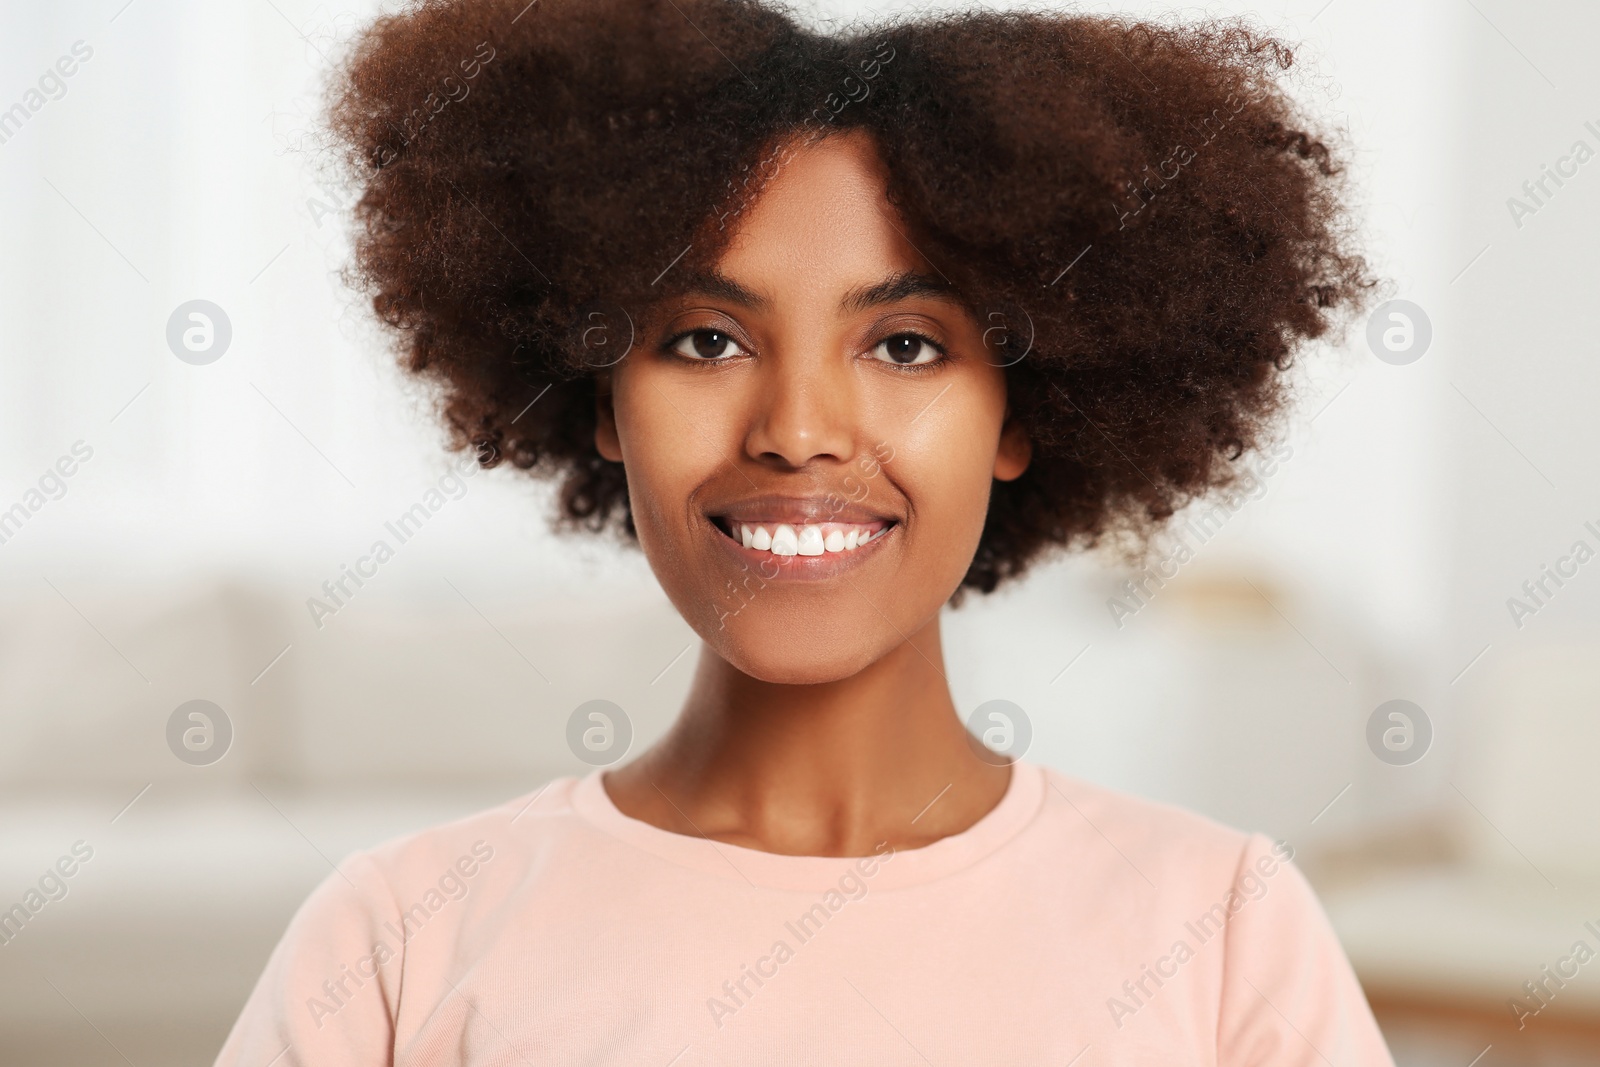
[324,0,1372,594]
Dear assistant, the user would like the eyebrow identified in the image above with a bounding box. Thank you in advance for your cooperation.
[674,269,769,310]
[673,268,957,315]
[841,270,957,314]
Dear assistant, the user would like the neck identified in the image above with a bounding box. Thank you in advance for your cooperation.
[603,615,1012,856]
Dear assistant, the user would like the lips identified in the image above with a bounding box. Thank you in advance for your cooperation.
[704,495,898,572]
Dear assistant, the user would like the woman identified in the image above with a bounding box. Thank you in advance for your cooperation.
[218,0,1392,1062]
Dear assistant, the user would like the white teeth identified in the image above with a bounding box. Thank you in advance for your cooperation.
[770,524,799,556]
[730,520,887,555]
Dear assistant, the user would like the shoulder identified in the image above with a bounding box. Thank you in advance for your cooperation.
[1021,767,1392,1063]
[256,775,589,947]
[1028,762,1274,894]
[262,775,595,987]
[212,781,589,1065]
[351,775,587,898]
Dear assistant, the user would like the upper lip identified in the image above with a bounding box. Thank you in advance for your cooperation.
[705,494,897,527]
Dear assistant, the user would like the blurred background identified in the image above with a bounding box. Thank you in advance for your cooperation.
[2,0,1597,1063]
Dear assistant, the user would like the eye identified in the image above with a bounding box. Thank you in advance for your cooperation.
[668,328,746,362]
[870,331,945,367]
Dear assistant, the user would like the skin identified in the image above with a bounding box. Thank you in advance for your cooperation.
[594,127,1032,857]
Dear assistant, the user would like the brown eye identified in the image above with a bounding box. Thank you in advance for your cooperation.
[670,329,745,361]
[871,332,942,367]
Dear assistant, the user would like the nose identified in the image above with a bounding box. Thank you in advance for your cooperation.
[742,343,856,469]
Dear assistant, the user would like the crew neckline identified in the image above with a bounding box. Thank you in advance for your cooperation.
[570,759,1045,892]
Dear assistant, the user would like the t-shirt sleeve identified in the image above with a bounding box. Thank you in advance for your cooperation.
[213,850,404,1067]
[1216,833,1395,1067]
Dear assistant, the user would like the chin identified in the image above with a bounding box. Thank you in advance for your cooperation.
[700,616,890,685]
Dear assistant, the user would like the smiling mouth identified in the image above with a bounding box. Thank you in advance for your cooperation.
[708,517,895,557]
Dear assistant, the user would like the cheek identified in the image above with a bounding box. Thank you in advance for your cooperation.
[612,371,731,552]
[891,408,1001,554]
[883,368,1007,536]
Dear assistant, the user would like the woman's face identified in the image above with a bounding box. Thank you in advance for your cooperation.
[596,128,1030,684]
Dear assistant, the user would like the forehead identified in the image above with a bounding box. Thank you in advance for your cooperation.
[709,129,927,302]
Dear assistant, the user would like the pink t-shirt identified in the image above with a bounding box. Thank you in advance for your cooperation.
[215,760,1395,1065]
